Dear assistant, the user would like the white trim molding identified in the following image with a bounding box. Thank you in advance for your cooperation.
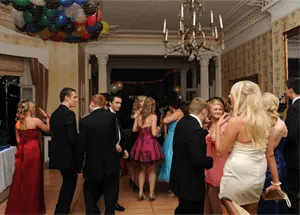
[267,0,300,22]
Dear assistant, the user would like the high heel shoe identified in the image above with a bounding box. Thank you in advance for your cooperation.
[129,178,133,187]
[148,193,155,201]
[138,193,146,201]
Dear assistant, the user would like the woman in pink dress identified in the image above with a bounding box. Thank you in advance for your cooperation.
[5,100,50,215]
[130,97,164,201]
[204,97,230,215]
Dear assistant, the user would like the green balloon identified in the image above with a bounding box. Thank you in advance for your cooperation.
[44,7,57,18]
[13,0,30,7]
[48,23,58,33]
[39,15,49,26]
[23,11,33,24]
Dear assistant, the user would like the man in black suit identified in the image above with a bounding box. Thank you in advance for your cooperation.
[50,87,78,214]
[108,94,128,212]
[170,97,213,215]
[76,94,122,215]
[284,77,300,215]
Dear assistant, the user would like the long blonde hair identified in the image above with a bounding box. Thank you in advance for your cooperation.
[131,96,147,118]
[140,97,155,125]
[263,92,279,126]
[16,100,35,130]
[230,81,271,150]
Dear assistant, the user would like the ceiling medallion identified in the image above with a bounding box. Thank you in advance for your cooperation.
[162,0,224,61]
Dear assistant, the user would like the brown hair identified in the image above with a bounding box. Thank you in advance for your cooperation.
[131,95,147,118]
[91,94,106,107]
[188,97,208,115]
[140,97,155,125]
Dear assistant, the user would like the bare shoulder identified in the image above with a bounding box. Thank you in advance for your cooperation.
[151,114,157,119]
[274,118,287,133]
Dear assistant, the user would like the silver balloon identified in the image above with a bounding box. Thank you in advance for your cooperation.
[11,8,25,28]
[64,3,80,17]
[73,8,86,23]
[30,0,46,6]
[110,83,118,93]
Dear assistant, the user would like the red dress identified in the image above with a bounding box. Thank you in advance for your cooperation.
[5,128,46,215]
[130,126,164,164]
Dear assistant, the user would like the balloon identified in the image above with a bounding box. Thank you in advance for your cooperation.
[81,31,91,40]
[51,32,64,41]
[74,0,86,5]
[100,20,108,34]
[26,24,41,33]
[73,25,85,37]
[39,27,53,39]
[29,0,46,6]
[12,1,30,11]
[43,7,57,18]
[63,19,75,32]
[87,9,101,26]
[73,8,86,23]
[28,4,44,18]
[74,20,86,26]
[0,0,12,5]
[110,83,118,93]
[116,81,123,90]
[55,10,67,27]
[11,8,25,27]
[38,14,49,26]
[83,3,96,15]
[45,0,59,9]
[23,10,33,24]
[64,2,80,17]
[13,0,31,7]
[48,23,58,32]
[65,34,81,43]
[58,0,73,7]
[86,22,99,33]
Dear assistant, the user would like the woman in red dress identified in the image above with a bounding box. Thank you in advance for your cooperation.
[130,97,164,201]
[5,100,50,215]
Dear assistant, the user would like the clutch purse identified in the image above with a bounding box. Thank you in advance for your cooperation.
[261,190,291,207]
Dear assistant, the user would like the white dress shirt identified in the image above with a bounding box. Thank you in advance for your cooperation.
[189,114,203,128]
[292,96,300,105]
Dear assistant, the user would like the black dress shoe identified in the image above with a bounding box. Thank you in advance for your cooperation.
[115,202,125,211]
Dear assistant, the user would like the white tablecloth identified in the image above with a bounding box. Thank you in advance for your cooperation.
[0,146,17,193]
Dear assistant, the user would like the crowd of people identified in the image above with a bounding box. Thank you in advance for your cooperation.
[3,77,300,215]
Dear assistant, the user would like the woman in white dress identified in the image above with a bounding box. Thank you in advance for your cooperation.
[215,81,281,214]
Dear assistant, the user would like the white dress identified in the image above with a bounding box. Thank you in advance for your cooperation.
[219,141,267,206]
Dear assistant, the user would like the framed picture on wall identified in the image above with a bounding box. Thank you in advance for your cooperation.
[229,74,260,88]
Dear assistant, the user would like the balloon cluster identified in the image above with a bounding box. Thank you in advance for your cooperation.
[110,81,123,93]
[0,0,109,42]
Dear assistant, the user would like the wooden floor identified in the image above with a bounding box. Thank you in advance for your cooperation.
[0,170,178,214]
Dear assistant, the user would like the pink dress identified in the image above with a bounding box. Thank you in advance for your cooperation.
[205,127,229,187]
[130,126,164,164]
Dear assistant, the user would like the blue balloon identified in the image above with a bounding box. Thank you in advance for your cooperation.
[59,0,74,7]
[86,23,98,33]
[65,34,81,42]
[55,10,68,27]
[74,0,87,5]
[26,25,41,33]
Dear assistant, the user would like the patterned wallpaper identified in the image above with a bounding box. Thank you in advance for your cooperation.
[272,9,300,97]
[221,31,273,96]
[0,34,79,117]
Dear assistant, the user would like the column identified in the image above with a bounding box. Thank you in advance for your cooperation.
[199,56,211,101]
[180,69,187,101]
[96,54,109,93]
[107,67,111,92]
[215,56,222,97]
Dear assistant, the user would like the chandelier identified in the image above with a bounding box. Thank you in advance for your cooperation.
[162,0,224,61]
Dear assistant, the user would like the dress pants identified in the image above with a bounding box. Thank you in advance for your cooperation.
[287,169,299,215]
[54,168,78,214]
[175,198,204,215]
[85,172,119,215]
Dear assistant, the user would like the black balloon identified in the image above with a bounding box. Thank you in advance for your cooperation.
[63,19,75,33]
[28,3,44,17]
[45,0,59,9]
[83,3,97,16]
[96,21,103,33]
[0,0,12,6]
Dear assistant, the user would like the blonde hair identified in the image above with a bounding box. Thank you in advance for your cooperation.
[263,92,279,126]
[131,96,147,118]
[230,81,271,150]
[16,100,35,130]
[188,97,208,115]
[140,97,155,125]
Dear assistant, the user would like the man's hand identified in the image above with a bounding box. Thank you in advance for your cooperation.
[123,150,129,159]
[116,144,122,153]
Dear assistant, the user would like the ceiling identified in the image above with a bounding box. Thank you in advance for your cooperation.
[101,0,257,34]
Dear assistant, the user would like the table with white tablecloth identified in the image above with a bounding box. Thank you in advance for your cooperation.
[0,147,17,193]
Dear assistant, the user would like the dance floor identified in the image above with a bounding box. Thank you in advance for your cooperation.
[0,170,178,214]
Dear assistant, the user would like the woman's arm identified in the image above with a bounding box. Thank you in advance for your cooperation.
[163,110,183,124]
[151,115,160,137]
[215,116,238,156]
[132,116,138,132]
[15,123,20,144]
[35,117,50,133]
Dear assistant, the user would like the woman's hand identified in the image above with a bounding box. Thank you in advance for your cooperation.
[265,184,281,193]
[217,113,230,127]
[39,108,48,118]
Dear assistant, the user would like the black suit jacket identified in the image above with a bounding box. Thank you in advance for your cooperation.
[284,99,300,170]
[108,108,126,152]
[170,115,213,202]
[49,105,77,170]
[76,108,120,180]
